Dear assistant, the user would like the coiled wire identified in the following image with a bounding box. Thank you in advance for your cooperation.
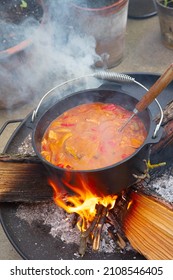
[93,71,135,82]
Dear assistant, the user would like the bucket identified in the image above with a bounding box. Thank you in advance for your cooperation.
[0,0,46,109]
[70,0,129,68]
[155,0,173,49]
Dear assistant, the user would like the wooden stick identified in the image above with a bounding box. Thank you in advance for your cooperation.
[136,64,173,112]
[81,204,103,238]
[92,206,107,251]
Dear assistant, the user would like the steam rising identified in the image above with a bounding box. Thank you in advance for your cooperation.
[0,0,102,109]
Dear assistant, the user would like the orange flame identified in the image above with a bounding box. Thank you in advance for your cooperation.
[127,200,133,210]
[49,175,117,230]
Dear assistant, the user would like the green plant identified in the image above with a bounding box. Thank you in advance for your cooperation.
[20,0,28,9]
[163,0,173,7]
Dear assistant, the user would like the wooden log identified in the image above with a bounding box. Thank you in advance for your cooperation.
[0,154,40,163]
[0,155,53,202]
[152,101,173,155]
[123,191,173,260]
[151,119,173,156]
[155,100,173,125]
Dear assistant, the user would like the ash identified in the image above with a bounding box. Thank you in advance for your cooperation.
[149,169,173,203]
[16,201,118,254]
[17,133,35,155]
[16,202,81,245]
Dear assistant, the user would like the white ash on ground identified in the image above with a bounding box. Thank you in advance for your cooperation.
[149,170,173,203]
[17,133,35,155]
[16,202,80,245]
[16,201,120,254]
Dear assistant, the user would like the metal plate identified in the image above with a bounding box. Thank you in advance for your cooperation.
[1,73,173,260]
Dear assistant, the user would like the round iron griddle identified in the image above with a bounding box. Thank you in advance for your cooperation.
[1,73,173,260]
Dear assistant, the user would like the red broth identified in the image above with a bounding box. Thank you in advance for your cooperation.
[41,103,147,170]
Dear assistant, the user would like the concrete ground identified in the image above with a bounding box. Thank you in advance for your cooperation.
[1,15,173,260]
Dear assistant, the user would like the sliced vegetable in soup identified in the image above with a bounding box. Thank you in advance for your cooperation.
[41,103,147,170]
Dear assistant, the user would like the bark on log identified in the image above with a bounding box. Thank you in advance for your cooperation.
[151,120,173,155]
[0,155,53,202]
[152,101,173,155]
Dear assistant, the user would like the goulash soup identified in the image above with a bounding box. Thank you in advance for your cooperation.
[41,103,147,170]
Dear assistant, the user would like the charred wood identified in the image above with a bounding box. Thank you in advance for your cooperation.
[0,154,52,202]
[81,204,104,238]
[0,154,40,163]
[152,101,173,157]
[155,100,173,125]
[78,205,108,255]
[92,206,107,251]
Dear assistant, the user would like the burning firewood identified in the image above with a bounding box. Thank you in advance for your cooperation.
[72,204,113,256]
[77,196,130,256]
[92,205,108,251]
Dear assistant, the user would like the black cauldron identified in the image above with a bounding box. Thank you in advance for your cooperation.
[32,87,162,195]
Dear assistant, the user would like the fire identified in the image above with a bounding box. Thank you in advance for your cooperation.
[127,200,133,210]
[49,175,117,231]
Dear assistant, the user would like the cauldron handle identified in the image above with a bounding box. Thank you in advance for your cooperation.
[132,80,163,138]
[31,72,135,122]
[0,119,23,136]
[31,71,163,138]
